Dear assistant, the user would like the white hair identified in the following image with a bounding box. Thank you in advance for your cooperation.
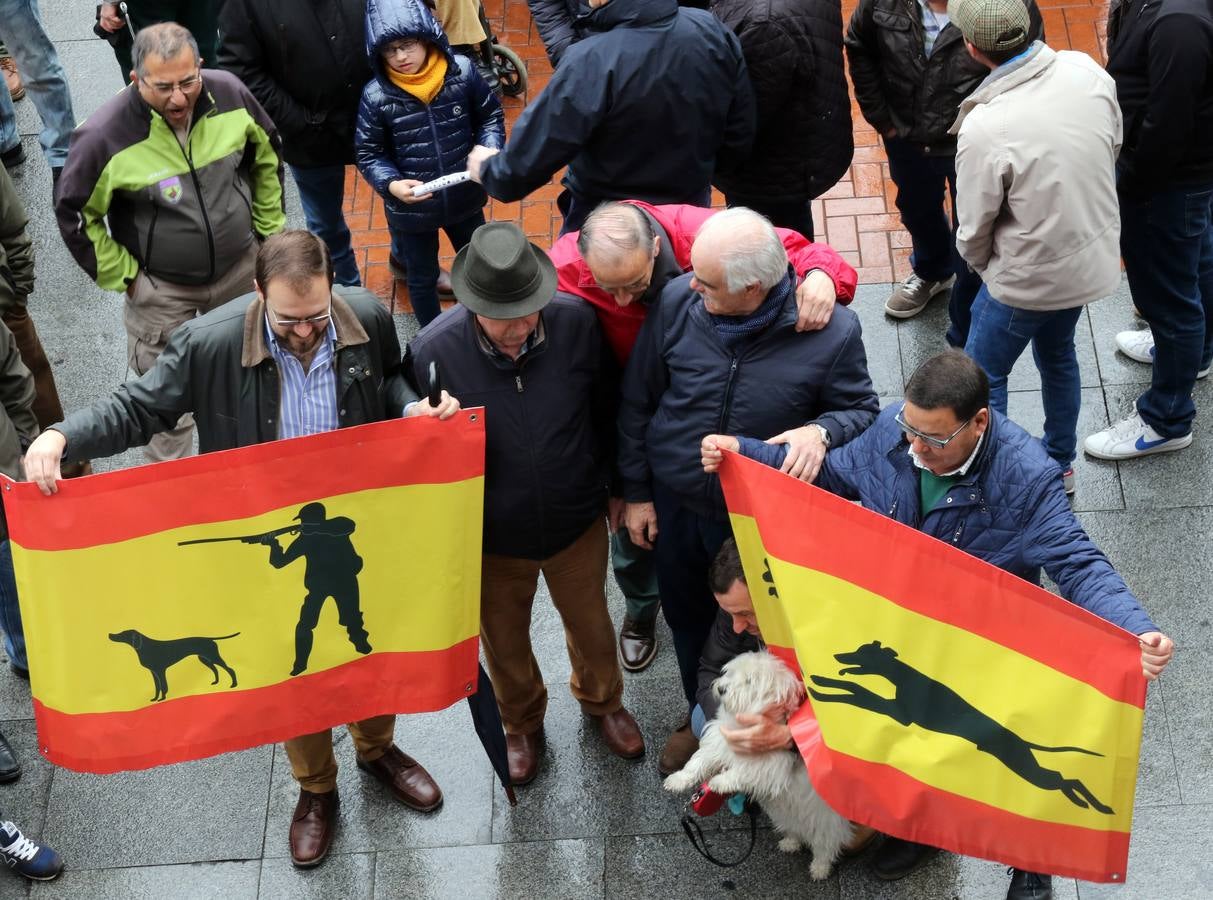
[697,208,788,293]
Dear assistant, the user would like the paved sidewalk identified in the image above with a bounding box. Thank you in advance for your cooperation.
[0,2,1209,897]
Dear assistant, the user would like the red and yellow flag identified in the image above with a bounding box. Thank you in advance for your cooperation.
[719,451,1146,883]
[4,413,485,774]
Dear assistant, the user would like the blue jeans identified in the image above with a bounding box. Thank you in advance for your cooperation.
[289,164,361,287]
[0,541,27,672]
[0,0,76,167]
[390,211,484,327]
[1120,182,1213,438]
[965,286,1083,468]
[883,137,983,346]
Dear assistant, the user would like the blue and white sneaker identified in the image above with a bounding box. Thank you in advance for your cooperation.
[1084,413,1193,460]
[0,821,63,880]
[1115,329,1211,378]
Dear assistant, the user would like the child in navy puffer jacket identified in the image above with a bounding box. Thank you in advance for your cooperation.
[355,0,505,326]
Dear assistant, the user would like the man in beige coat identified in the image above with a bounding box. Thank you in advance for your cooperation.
[950,0,1122,500]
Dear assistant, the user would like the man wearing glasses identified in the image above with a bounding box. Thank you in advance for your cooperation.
[23,230,461,868]
[55,22,285,464]
[707,348,1173,899]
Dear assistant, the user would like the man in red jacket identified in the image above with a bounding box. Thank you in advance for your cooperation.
[547,200,856,773]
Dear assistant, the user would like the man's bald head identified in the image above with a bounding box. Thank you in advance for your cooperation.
[693,208,787,294]
[577,202,661,307]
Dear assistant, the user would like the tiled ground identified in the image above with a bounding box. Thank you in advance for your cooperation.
[352,0,1120,308]
[2,2,1210,898]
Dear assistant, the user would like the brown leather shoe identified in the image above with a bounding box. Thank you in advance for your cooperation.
[594,707,645,759]
[506,729,543,786]
[436,267,455,297]
[658,717,699,776]
[618,616,657,672]
[356,744,443,812]
[289,788,338,868]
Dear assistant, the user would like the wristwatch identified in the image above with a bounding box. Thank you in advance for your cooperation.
[812,423,831,448]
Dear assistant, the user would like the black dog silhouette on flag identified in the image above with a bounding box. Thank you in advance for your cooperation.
[808,641,1113,814]
[109,630,239,702]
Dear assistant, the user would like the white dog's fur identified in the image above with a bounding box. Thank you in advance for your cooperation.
[663,651,854,880]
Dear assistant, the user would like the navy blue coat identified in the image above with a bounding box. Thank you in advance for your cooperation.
[817,405,1157,634]
[481,0,755,205]
[618,269,879,518]
[355,0,505,233]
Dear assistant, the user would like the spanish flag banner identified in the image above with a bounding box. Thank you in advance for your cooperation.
[718,451,1145,883]
[3,413,485,774]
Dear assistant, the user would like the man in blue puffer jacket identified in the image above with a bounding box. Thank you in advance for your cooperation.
[706,349,1175,899]
[355,0,504,326]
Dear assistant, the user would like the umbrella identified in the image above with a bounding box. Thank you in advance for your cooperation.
[466,662,517,805]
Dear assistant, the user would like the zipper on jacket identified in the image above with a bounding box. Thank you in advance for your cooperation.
[515,374,523,393]
[716,356,740,434]
[143,201,160,275]
[174,124,217,283]
[425,106,450,223]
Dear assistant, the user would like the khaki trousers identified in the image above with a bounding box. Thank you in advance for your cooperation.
[123,243,257,462]
[284,714,396,794]
[480,519,623,735]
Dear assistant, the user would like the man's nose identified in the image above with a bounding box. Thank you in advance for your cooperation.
[731,616,747,634]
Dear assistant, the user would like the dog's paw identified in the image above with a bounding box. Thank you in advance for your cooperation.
[663,772,694,793]
[706,775,735,794]
[777,836,802,853]
[809,860,833,881]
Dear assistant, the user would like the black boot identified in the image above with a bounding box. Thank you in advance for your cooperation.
[870,838,938,881]
[1006,869,1052,900]
[0,730,21,783]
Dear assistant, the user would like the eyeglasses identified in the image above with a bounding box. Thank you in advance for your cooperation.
[269,299,332,329]
[383,39,424,56]
[141,72,201,97]
[894,407,972,450]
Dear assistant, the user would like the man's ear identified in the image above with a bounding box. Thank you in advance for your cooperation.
[254,279,266,305]
[651,235,662,260]
[129,69,139,86]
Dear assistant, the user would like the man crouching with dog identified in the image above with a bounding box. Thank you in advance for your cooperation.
[702,349,1175,900]
[22,230,462,869]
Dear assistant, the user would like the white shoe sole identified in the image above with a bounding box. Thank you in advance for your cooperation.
[1083,432,1193,460]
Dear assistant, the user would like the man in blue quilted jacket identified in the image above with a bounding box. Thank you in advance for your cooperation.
[705,348,1174,900]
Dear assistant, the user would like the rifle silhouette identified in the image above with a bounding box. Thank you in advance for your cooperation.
[177,524,300,547]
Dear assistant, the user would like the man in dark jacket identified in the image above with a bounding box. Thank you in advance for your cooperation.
[405,222,644,788]
[617,208,878,753]
[1083,0,1213,462]
[525,0,709,66]
[468,0,754,235]
[24,231,460,869]
[845,0,1041,336]
[804,349,1173,895]
[218,0,372,287]
[710,0,852,238]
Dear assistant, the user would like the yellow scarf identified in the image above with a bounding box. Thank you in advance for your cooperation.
[386,47,448,105]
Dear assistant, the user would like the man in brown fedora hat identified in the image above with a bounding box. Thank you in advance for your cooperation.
[405,221,645,786]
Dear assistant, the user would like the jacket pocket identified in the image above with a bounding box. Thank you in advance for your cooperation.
[873,10,913,31]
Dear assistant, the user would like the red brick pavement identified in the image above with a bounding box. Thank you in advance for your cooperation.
[348,0,1112,313]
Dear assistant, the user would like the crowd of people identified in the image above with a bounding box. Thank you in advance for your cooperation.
[0,0,1206,893]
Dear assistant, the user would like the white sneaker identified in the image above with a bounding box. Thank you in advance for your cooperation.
[1114,328,1211,378]
[1115,328,1155,363]
[1083,413,1193,460]
[885,274,954,319]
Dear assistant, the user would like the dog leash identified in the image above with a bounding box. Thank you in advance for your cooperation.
[679,800,758,868]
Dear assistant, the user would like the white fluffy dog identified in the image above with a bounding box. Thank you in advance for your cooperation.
[663,650,854,880]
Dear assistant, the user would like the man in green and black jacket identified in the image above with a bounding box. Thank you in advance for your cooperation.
[55,21,284,463]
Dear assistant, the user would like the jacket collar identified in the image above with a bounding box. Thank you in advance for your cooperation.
[950,42,1052,134]
[241,290,370,368]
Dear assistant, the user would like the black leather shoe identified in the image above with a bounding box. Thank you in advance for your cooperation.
[0,731,21,783]
[870,837,937,881]
[1006,869,1052,900]
[619,616,657,672]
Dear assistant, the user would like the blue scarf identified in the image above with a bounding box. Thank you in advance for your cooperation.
[709,268,793,351]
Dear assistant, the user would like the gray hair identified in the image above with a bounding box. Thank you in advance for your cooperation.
[576,202,656,262]
[132,22,200,77]
[697,208,788,293]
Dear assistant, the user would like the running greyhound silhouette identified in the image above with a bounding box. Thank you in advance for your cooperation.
[808,641,1113,814]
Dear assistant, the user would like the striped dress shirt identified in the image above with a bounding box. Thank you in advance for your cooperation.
[264,317,340,439]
